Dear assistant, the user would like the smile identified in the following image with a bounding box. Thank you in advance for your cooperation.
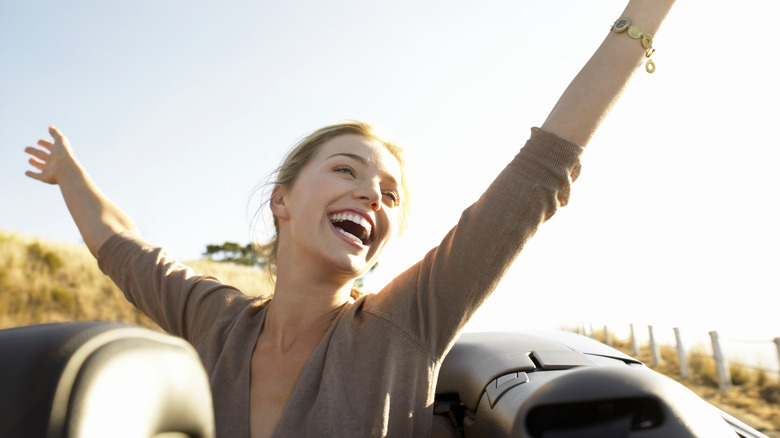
[328,210,374,246]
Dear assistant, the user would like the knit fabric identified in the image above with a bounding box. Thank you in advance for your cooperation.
[98,127,583,437]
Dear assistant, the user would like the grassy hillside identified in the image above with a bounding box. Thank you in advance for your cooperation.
[0,230,273,330]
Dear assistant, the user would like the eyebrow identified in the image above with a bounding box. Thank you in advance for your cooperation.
[327,152,400,186]
[328,152,368,166]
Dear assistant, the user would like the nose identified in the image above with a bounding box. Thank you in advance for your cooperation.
[356,179,382,211]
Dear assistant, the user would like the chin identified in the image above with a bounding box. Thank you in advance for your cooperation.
[323,253,371,280]
[347,257,375,278]
[327,242,386,281]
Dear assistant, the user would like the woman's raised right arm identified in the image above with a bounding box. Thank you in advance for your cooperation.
[25,126,138,257]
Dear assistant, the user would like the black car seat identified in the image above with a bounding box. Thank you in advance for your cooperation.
[433,331,744,438]
[0,322,214,438]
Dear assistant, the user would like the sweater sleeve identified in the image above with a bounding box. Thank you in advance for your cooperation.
[364,128,584,358]
[97,232,255,344]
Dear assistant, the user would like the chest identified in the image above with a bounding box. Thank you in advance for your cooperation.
[248,340,317,438]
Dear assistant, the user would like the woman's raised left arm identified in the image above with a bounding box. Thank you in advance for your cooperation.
[541,0,675,147]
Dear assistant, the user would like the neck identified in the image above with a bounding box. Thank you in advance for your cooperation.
[262,269,353,353]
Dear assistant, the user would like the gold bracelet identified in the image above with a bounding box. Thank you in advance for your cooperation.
[611,17,656,73]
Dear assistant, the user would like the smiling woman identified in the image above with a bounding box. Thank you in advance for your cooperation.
[22,1,675,437]
[254,121,410,283]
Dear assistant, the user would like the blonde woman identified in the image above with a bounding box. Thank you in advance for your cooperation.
[24,1,674,436]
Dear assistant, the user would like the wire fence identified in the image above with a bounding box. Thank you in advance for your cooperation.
[573,323,780,392]
[719,335,779,374]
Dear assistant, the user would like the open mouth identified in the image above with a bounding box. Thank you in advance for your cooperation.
[328,211,373,246]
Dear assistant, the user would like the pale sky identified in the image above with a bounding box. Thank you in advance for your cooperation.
[2,1,779,364]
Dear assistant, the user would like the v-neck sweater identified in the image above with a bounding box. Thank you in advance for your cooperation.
[97,127,583,437]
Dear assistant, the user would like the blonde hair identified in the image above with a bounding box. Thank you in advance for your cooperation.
[254,121,410,296]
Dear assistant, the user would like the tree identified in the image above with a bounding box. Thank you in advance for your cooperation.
[203,242,266,268]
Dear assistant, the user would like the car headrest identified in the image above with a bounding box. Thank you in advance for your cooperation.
[437,331,638,411]
[520,366,737,437]
[0,322,214,438]
[435,331,740,438]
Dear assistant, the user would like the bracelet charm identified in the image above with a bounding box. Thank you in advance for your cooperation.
[612,17,656,74]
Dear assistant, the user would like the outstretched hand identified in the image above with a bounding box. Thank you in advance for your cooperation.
[22,125,138,255]
[25,126,77,185]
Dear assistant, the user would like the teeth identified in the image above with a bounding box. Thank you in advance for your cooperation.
[329,212,372,233]
[329,212,373,244]
[332,213,371,230]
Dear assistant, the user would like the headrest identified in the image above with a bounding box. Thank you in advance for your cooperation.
[0,322,214,438]
[437,332,622,410]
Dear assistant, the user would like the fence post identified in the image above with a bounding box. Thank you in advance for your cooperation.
[709,331,731,392]
[604,325,611,346]
[674,327,690,380]
[774,338,780,375]
[630,324,639,356]
[648,325,661,366]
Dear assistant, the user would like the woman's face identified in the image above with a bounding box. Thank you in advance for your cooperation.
[272,134,404,280]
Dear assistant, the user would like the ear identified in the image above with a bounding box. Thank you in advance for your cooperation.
[269,186,290,220]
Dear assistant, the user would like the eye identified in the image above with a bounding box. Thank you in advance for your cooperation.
[334,165,356,177]
[382,190,401,207]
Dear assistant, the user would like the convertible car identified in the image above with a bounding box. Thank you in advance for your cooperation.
[0,322,769,437]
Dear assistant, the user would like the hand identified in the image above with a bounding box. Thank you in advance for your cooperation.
[23,126,137,255]
[25,126,78,185]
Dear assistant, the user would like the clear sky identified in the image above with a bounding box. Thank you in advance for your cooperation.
[2,1,778,361]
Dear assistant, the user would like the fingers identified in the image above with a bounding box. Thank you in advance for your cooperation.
[23,126,64,185]
[49,125,62,140]
[28,156,46,170]
[25,135,53,183]
[25,146,50,162]
[25,169,41,180]
[24,149,50,183]
[37,139,54,150]
[24,169,52,184]
[25,165,45,181]
[47,125,72,151]
[24,156,56,185]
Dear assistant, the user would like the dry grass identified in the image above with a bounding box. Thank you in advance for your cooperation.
[0,230,273,331]
[186,258,274,298]
[592,328,780,437]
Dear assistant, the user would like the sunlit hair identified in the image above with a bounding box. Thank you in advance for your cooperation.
[254,120,410,297]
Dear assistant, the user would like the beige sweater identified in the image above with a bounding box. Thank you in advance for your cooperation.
[98,127,583,437]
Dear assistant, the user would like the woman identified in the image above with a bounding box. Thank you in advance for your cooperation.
[24,1,674,436]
